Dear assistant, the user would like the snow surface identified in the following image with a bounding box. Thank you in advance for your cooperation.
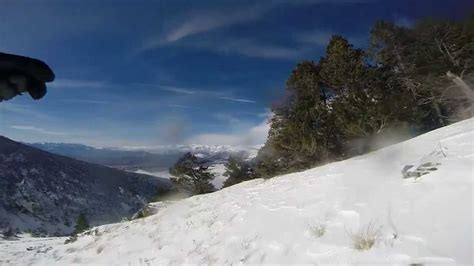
[209,163,227,189]
[1,119,473,265]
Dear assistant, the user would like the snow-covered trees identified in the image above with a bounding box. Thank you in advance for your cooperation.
[169,153,215,195]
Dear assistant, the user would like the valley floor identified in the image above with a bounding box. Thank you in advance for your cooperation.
[1,119,473,265]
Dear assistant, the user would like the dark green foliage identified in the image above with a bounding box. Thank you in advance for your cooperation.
[255,14,473,178]
[72,212,90,236]
[259,60,343,175]
[134,206,152,219]
[223,156,256,187]
[370,15,474,127]
[65,212,90,243]
[169,152,215,195]
[319,36,366,92]
[149,187,173,202]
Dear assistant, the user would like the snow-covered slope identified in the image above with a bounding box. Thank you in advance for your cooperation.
[2,119,473,265]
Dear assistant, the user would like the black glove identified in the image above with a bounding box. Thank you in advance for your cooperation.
[0,52,55,101]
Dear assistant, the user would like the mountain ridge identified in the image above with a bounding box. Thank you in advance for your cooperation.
[0,136,172,236]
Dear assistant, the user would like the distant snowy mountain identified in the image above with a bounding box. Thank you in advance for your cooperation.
[27,142,182,173]
[0,136,172,236]
[29,143,259,169]
[3,118,472,265]
[29,142,261,188]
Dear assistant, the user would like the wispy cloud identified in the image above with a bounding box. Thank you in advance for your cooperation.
[165,9,262,43]
[9,125,69,136]
[167,104,196,109]
[49,79,109,89]
[138,83,255,104]
[0,103,55,121]
[60,99,110,104]
[219,96,256,103]
[159,85,197,95]
[211,38,308,60]
[139,4,266,52]
[133,83,198,95]
[138,0,371,53]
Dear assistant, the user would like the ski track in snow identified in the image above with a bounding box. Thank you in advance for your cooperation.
[1,119,473,265]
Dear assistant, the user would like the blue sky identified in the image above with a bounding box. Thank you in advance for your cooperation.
[0,0,470,147]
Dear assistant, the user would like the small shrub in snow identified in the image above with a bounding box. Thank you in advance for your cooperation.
[308,221,326,238]
[64,234,77,244]
[348,222,382,251]
[133,206,152,219]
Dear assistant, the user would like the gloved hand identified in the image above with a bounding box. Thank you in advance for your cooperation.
[0,52,54,102]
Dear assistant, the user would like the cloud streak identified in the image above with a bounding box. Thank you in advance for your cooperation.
[219,96,256,103]
[139,0,370,53]
[138,3,266,52]
[211,38,308,60]
[139,83,256,104]
[9,125,69,136]
[167,104,196,109]
[60,99,110,104]
[49,79,109,89]
[159,85,197,95]
[165,9,262,43]
[0,103,55,121]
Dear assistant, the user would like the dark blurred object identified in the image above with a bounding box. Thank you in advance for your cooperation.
[0,52,55,101]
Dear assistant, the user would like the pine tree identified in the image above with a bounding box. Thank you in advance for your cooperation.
[259,60,342,174]
[255,14,473,179]
[369,15,474,129]
[72,212,90,235]
[169,152,215,195]
[223,156,256,187]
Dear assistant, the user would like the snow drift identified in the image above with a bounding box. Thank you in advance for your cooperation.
[1,118,473,265]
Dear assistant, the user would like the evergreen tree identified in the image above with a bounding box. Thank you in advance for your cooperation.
[169,152,215,195]
[369,15,474,128]
[319,35,366,93]
[223,156,256,187]
[72,212,90,235]
[259,60,339,175]
[255,14,473,179]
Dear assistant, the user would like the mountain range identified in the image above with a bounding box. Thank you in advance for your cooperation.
[28,142,260,174]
